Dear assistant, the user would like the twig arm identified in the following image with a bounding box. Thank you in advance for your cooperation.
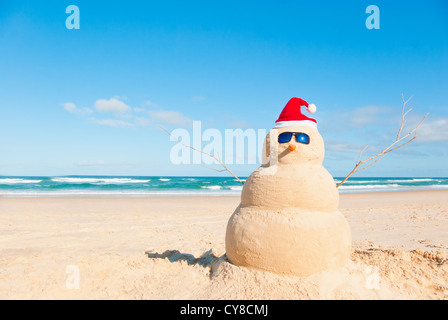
[336,95,426,188]
[160,126,244,185]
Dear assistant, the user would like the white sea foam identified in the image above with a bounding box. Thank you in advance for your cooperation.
[201,185,222,190]
[2,176,445,197]
[339,184,400,190]
[0,190,240,197]
[0,178,42,184]
[430,184,448,188]
[338,179,437,184]
[384,178,434,183]
[51,178,150,184]
[342,180,383,184]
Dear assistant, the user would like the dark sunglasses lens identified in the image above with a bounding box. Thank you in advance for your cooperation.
[295,133,310,144]
[278,132,293,143]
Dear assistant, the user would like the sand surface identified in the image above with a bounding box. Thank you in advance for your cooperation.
[0,191,447,299]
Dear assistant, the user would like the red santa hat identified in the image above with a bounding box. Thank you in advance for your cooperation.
[274,97,317,129]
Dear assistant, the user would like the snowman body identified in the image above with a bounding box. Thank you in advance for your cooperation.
[225,101,351,277]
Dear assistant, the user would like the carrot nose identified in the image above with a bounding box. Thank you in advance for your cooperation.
[289,144,296,151]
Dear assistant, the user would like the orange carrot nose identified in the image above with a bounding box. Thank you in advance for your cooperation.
[289,144,296,151]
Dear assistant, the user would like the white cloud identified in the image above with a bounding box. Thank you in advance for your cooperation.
[142,100,162,108]
[89,117,152,128]
[94,98,131,113]
[89,118,135,128]
[76,160,135,167]
[350,105,385,128]
[133,107,146,113]
[412,116,448,143]
[76,160,107,167]
[136,100,192,126]
[64,97,191,128]
[134,117,152,127]
[325,140,367,153]
[62,102,93,115]
[63,102,77,113]
[147,110,192,126]
[136,105,192,126]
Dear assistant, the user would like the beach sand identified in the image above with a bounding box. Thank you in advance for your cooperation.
[0,190,447,299]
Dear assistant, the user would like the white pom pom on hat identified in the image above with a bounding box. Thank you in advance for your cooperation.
[307,104,317,114]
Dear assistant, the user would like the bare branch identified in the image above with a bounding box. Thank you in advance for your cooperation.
[336,95,427,188]
[357,146,368,164]
[160,126,244,185]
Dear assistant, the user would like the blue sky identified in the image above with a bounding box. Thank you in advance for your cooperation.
[0,0,447,177]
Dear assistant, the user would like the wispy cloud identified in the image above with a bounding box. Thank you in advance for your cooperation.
[135,106,192,126]
[147,110,192,126]
[64,97,192,128]
[62,102,77,112]
[62,102,93,115]
[325,139,367,153]
[142,100,161,108]
[76,160,107,167]
[349,105,389,128]
[89,118,135,128]
[133,117,152,127]
[320,105,393,134]
[410,116,448,143]
[76,160,135,167]
[94,98,131,113]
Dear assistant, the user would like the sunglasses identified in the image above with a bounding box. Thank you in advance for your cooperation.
[278,132,310,145]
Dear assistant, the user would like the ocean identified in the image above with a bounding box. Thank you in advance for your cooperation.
[0,176,447,197]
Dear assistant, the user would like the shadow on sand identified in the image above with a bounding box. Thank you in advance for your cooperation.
[145,249,226,268]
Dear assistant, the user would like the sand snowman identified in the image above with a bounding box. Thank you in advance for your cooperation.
[226,97,352,277]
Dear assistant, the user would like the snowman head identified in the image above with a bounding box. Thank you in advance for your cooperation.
[262,98,325,165]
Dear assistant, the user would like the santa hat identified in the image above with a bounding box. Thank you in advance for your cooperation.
[274,97,317,129]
